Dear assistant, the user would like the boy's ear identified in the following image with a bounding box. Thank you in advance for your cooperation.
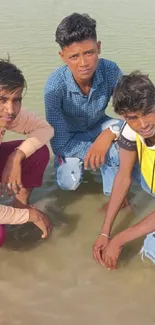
[59,50,65,63]
[97,41,101,54]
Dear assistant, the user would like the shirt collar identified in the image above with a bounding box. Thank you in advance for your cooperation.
[65,68,81,93]
[92,60,105,90]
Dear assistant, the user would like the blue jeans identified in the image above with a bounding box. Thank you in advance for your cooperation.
[55,116,123,195]
[140,174,155,197]
[135,173,155,264]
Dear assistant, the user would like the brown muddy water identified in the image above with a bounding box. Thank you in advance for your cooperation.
[0,0,155,324]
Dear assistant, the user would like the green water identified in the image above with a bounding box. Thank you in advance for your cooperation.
[0,1,155,324]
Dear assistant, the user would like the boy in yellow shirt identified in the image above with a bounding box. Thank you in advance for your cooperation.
[93,71,155,268]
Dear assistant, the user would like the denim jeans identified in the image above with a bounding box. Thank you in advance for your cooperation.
[140,174,155,197]
[55,116,123,195]
[137,174,155,264]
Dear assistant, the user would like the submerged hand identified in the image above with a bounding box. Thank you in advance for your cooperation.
[93,234,110,265]
[28,207,52,239]
[101,236,123,270]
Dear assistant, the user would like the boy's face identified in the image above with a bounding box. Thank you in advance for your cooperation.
[59,39,101,83]
[123,109,155,138]
[0,88,23,128]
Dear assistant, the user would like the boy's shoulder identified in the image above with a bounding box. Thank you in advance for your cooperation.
[117,123,137,151]
[45,65,68,91]
[98,58,121,72]
[121,122,137,140]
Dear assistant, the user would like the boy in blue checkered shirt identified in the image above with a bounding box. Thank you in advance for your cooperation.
[45,13,124,197]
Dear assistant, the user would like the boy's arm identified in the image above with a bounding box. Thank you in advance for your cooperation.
[113,210,155,248]
[8,108,54,158]
[93,147,137,264]
[102,207,155,270]
[101,148,137,236]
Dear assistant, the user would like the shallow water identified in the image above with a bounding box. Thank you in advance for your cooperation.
[0,0,155,324]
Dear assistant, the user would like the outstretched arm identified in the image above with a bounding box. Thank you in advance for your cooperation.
[93,147,137,264]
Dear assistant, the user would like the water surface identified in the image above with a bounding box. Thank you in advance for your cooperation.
[0,1,155,324]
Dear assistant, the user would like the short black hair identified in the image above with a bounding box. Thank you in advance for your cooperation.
[55,13,97,49]
[113,71,155,115]
[0,58,27,92]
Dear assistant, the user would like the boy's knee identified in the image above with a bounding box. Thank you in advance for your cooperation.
[56,157,84,190]
[36,145,50,165]
[101,118,123,132]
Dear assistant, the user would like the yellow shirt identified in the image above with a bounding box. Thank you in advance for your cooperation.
[136,134,155,194]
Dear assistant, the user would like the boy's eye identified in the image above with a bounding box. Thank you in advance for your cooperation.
[0,97,7,103]
[70,55,78,60]
[127,116,138,120]
[14,98,22,102]
[86,50,94,55]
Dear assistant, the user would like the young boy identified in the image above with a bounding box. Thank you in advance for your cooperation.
[93,71,155,268]
[0,58,53,241]
[45,13,123,195]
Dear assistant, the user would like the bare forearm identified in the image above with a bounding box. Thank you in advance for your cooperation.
[0,205,29,224]
[101,172,131,234]
[115,210,155,246]
[8,148,26,163]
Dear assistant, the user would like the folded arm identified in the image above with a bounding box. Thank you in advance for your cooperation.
[8,108,54,158]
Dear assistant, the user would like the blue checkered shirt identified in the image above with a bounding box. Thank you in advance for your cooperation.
[44,58,122,160]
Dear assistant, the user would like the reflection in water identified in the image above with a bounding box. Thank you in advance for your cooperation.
[1,0,155,323]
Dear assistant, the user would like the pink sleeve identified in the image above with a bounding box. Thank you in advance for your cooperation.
[7,108,54,158]
[0,205,29,224]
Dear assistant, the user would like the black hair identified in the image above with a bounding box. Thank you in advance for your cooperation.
[55,13,97,49]
[0,58,27,92]
[113,71,155,115]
